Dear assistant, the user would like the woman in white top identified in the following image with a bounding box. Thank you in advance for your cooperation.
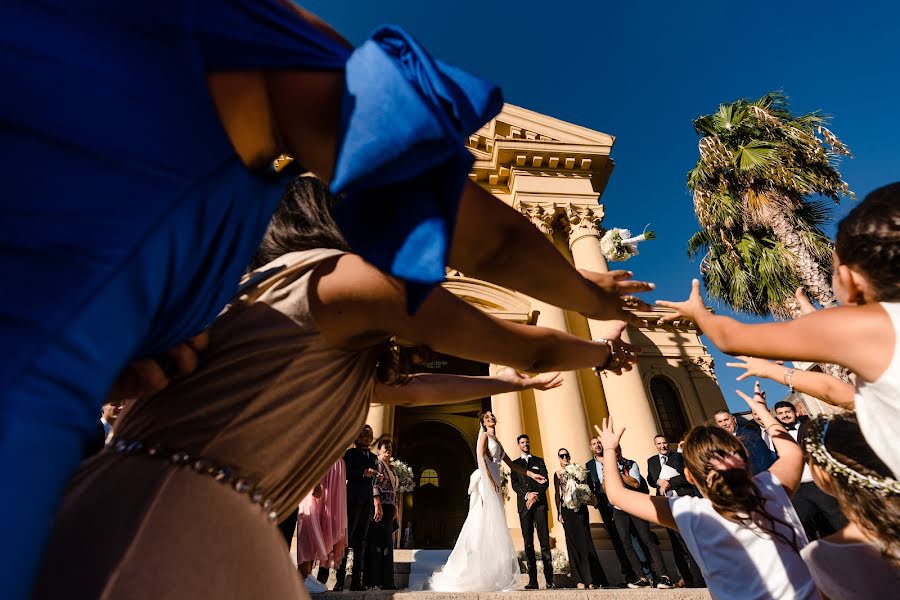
[596,385,818,600]
[658,182,900,478]
[798,413,900,599]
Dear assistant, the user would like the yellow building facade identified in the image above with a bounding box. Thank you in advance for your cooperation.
[365,104,726,554]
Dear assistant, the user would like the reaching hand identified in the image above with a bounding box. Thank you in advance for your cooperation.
[593,416,625,451]
[595,321,641,375]
[726,356,784,382]
[495,368,564,391]
[579,269,655,327]
[735,381,771,424]
[656,279,707,325]
[312,484,323,499]
[795,287,817,315]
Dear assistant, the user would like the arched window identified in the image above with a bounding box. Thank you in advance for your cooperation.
[419,468,439,488]
[649,376,689,443]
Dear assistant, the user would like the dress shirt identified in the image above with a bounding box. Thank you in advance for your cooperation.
[784,425,814,483]
[594,458,641,510]
[520,454,532,462]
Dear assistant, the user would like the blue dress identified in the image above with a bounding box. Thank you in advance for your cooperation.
[0,2,501,596]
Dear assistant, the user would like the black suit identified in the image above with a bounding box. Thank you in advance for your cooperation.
[511,455,553,586]
[336,446,378,589]
[585,458,636,582]
[646,452,705,588]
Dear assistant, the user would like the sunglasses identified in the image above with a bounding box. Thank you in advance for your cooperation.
[559,453,571,459]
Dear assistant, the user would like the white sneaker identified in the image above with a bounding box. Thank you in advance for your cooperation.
[304,575,327,594]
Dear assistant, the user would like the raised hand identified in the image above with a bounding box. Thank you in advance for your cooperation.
[594,321,641,375]
[656,279,707,325]
[726,356,784,382]
[593,416,626,451]
[735,381,770,423]
[579,269,655,327]
[495,368,564,391]
[107,331,209,404]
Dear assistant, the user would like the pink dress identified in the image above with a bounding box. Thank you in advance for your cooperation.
[296,459,348,567]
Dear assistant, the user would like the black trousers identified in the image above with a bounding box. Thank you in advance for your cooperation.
[277,510,299,548]
[561,506,608,587]
[613,509,669,580]
[336,493,373,587]
[519,504,553,585]
[363,504,396,589]
[666,528,704,587]
[595,502,637,581]
[792,481,847,540]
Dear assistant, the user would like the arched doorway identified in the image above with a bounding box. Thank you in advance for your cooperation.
[649,375,689,442]
[395,419,476,548]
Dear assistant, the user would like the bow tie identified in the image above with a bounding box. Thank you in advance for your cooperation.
[784,424,797,431]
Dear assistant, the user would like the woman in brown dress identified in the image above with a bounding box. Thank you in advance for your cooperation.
[34,176,639,599]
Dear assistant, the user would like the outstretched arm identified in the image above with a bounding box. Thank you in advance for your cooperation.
[594,420,677,530]
[657,280,892,382]
[373,370,563,407]
[311,254,641,375]
[727,356,855,409]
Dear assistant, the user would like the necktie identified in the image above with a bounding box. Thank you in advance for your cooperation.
[660,455,667,465]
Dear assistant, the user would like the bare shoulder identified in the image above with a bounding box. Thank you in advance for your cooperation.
[309,253,400,347]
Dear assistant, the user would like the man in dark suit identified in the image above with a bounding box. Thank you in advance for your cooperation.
[335,424,381,591]
[510,434,554,590]
[646,434,705,588]
[585,436,636,586]
[714,409,775,475]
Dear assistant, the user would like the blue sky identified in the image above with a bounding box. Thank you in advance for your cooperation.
[303,1,900,411]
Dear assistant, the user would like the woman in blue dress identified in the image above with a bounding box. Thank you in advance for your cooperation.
[0,3,652,597]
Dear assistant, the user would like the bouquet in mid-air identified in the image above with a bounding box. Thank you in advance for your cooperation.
[599,225,656,262]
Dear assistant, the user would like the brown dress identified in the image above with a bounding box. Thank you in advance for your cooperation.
[34,249,381,600]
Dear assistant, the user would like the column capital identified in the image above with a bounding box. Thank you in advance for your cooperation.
[564,203,605,248]
[515,201,557,237]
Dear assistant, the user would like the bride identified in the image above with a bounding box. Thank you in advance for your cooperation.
[430,409,547,592]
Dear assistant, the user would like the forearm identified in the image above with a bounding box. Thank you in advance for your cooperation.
[375,373,530,407]
[449,182,602,315]
[759,365,855,409]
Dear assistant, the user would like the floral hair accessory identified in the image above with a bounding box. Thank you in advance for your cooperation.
[803,414,900,497]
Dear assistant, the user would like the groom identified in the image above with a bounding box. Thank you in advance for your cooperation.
[511,434,554,590]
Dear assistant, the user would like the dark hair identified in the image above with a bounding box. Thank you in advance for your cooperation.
[517,434,529,443]
[801,414,900,566]
[250,175,349,270]
[682,425,800,552]
[376,438,393,451]
[713,410,732,419]
[835,182,900,301]
[773,401,795,412]
[478,410,494,431]
[654,434,668,441]
[558,447,570,456]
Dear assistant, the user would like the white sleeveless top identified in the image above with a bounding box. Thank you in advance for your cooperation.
[855,302,900,478]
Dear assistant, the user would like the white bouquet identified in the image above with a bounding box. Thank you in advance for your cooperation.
[499,464,510,500]
[599,226,656,262]
[561,463,592,510]
[390,458,416,493]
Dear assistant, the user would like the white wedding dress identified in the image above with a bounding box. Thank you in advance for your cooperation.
[429,431,520,591]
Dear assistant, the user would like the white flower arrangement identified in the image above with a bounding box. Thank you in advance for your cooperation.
[561,463,593,510]
[599,226,656,262]
[390,458,416,493]
[499,464,510,500]
[517,549,570,576]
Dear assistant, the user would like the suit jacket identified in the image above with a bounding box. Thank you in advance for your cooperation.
[344,446,378,502]
[646,452,697,497]
[733,424,776,475]
[585,458,611,510]
[510,455,549,512]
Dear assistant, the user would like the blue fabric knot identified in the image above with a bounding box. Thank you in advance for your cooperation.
[331,25,503,309]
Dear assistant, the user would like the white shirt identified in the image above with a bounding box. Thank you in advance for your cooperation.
[856,302,900,478]
[520,454,532,462]
[801,538,900,600]
[783,425,814,483]
[670,471,818,600]
[591,457,641,511]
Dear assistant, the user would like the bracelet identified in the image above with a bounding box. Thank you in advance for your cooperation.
[783,368,796,392]
[766,423,785,434]
[495,366,509,375]
[593,338,616,371]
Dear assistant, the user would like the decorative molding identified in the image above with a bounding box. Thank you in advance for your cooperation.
[683,356,718,380]
[564,203,605,247]
[516,201,557,236]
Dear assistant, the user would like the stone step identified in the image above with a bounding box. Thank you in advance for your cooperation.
[320,591,711,599]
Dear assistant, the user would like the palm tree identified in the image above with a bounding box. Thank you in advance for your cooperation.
[686,92,853,319]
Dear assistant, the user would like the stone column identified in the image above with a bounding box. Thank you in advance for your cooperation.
[490,364,527,536]
[517,201,592,543]
[565,204,660,462]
